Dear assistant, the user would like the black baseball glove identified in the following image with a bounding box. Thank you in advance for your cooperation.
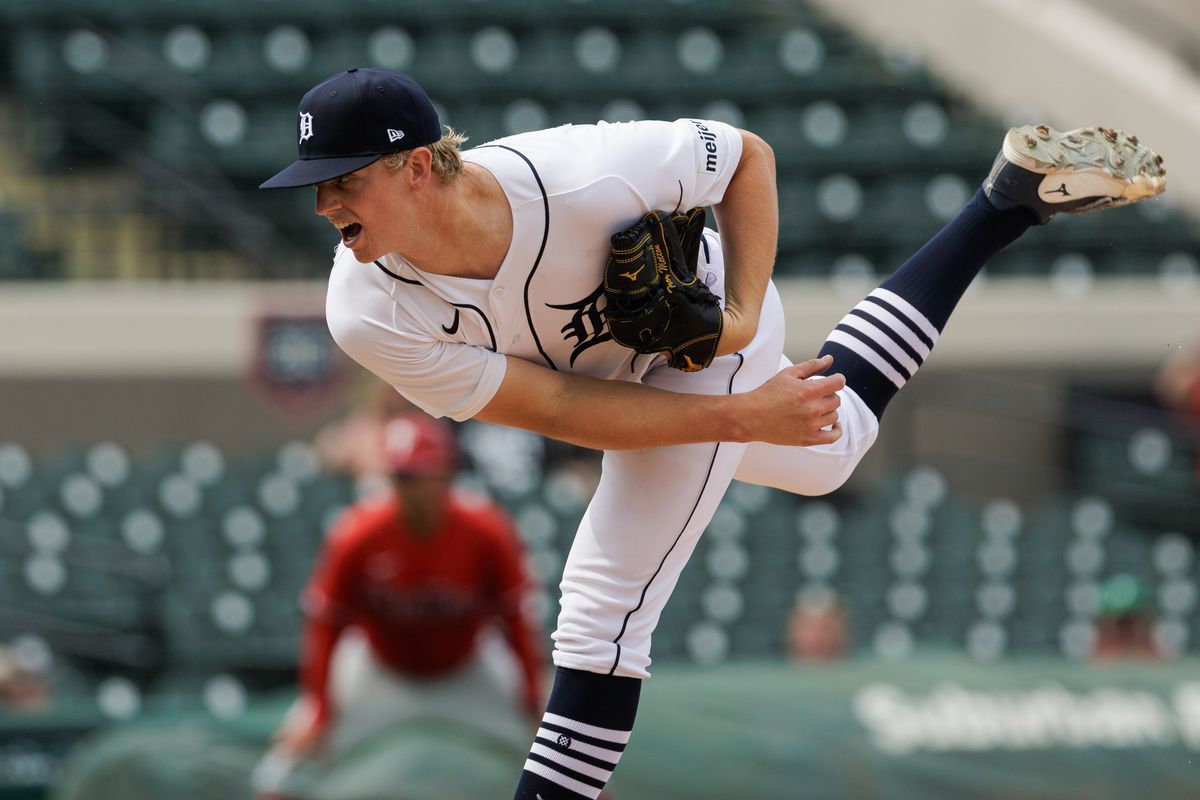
[602,207,723,372]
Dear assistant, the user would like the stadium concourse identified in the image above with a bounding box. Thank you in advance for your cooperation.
[0,0,1196,281]
[0,0,1198,798]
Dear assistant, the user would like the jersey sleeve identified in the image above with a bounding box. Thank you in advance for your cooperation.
[583,118,745,214]
[299,612,342,729]
[326,249,508,421]
[480,504,545,715]
[674,118,745,208]
[299,508,369,728]
[302,508,362,625]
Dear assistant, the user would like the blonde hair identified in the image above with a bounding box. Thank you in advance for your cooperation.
[382,126,469,183]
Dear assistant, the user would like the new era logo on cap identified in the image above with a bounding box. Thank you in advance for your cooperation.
[388,128,405,143]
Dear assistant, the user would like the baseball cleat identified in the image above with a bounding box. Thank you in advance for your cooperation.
[982,124,1166,224]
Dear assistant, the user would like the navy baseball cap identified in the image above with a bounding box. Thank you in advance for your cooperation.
[259,68,441,189]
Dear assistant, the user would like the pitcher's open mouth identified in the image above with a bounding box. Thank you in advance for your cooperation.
[337,222,362,245]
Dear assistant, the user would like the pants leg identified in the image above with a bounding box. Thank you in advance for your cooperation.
[552,283,786,678]
[253,630,529,796]
[329,629,529,751]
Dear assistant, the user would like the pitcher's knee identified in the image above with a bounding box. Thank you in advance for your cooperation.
[798,462,857,496]
[551,629,652,680]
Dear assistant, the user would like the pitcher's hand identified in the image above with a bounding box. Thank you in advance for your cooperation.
[735,355,844,446]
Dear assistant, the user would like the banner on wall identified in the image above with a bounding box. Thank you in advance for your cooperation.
[611,656,1200,800]
[33,656,1200,800]
[247,309,349,421]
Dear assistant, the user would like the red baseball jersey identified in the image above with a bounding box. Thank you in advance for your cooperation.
[301,489,543,724]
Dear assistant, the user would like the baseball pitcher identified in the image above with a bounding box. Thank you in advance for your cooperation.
[261,68,1165,799]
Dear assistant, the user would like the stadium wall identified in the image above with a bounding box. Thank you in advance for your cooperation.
[0,278,1184,502]
[0,278,1189,378]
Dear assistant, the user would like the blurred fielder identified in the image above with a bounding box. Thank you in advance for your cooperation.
[261,67,1165,799]
[253,413,544,798]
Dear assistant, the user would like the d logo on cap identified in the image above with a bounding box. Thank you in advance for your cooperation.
[299,112,314,145]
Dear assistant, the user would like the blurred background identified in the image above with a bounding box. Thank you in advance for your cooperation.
[0,0,1199,798]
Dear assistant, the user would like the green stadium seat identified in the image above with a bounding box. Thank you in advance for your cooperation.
[198,30,279,94]
[3,0,1190,282]
[0,213,41,280]
[208,106,299,178]
[1073,425,1197,512]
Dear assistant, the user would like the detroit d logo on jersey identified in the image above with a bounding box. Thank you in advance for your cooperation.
[298,112,314,145]
[547,284,612,368]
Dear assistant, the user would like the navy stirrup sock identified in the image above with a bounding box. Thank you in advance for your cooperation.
[513,667,642,799]
[819,188,1034,418]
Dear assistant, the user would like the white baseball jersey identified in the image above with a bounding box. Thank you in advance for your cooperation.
[325,118,743,421]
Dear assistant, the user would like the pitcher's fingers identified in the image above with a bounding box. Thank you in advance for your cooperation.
[801,372,846,395]
[791,354,834,379]
[802,411,840,438]
[815,394,842,414]
[807,419,843,445]
[816,410,840,430]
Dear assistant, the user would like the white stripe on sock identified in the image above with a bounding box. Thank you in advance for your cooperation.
[541,713,632,744]
[530,742,614,783]
[837,313,921,376]
[853,300,932,361]
[536,728,623,764]
[523,758,603,799]
[870,288,940,344]
[827,330,907,389]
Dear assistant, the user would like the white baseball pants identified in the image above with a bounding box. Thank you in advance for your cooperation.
[552,233,880,679]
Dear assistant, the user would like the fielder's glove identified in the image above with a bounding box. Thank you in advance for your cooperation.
[602,207,723,372]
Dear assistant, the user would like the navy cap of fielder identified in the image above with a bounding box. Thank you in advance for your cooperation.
[259,67,441,189]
